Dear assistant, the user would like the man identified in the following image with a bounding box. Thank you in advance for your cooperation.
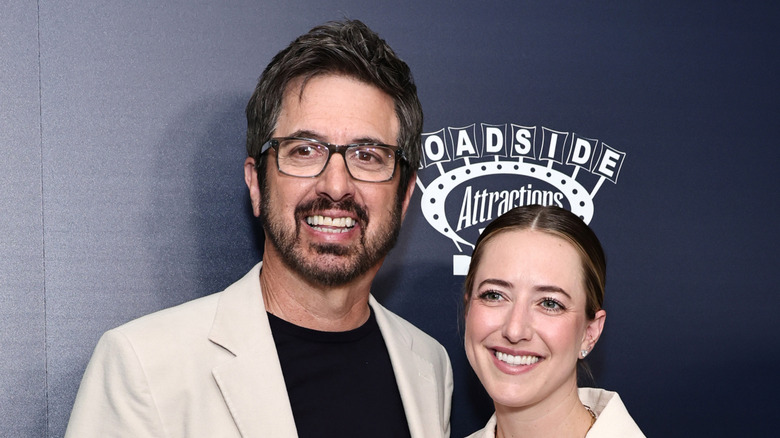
[65,19,452,438]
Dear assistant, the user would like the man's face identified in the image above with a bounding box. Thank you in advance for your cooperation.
[252,74,414,286]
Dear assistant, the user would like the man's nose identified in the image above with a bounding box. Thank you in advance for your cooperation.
[314,152,355,202]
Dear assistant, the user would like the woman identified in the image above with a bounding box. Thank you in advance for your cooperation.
[464,205,644,438]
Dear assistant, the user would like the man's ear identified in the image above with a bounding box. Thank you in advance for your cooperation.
[244,157,262,217]
[399,172,416,220]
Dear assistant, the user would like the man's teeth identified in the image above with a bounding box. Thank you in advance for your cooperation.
[306,215,356,232]
[495,351,540,366]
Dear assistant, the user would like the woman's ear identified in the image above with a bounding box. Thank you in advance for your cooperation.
[582,309,606,353]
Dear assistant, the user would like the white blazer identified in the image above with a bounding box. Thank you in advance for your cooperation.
[66,263,453,437]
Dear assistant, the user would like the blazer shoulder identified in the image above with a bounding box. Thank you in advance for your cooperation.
[114,262,264,344]
[115,291,222,340]
[369,296,450,365]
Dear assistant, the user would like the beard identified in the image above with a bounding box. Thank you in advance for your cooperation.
[259,184,404,287]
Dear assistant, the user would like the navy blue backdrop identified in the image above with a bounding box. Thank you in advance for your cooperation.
[1,1,778,437]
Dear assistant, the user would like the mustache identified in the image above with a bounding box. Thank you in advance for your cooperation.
[294,197,369,225]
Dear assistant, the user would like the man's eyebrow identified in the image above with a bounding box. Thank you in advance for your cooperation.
[283,130,389,145]
[285,129,323,140]
[351,136,391,145]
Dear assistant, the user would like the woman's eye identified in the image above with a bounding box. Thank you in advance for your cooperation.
[478,290,503,302]
[540,298,564,311]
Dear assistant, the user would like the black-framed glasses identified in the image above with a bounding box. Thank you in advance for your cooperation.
[259,137,405,182]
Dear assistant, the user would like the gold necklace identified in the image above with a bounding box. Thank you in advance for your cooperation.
[584,404,597,429]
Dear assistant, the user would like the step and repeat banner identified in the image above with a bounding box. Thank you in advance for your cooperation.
[2,1,778,437]
[415,124,624,273]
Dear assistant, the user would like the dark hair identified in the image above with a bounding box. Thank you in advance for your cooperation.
[245,19,422,197]
[463,205,606,320]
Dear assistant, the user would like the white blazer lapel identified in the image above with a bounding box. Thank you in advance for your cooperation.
[371,296,442,438]
[208,263,298,437]
[211,346,297,437]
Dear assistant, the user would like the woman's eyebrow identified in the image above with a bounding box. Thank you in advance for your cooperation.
[535,285,572,300]
[477,278,513,289]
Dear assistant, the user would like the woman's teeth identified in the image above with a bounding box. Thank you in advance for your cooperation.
[495,351,540,366]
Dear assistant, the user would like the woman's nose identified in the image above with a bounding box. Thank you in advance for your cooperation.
[502,305,533,343]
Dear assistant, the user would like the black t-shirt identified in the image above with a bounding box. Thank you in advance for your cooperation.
[268,309,412,438]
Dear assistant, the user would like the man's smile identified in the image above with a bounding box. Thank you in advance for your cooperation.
[306,215,357,232]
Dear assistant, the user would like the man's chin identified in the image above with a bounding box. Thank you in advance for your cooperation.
[297,261,365,287]
[311,242,352,257]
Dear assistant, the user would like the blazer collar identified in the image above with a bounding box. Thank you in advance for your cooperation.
[208,262,298,437]
[371,296,440,438]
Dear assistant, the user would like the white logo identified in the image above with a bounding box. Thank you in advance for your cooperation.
[416,123,626,275]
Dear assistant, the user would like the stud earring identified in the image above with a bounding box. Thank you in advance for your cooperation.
[581,349,589,358]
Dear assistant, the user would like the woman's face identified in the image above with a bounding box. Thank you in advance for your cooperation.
[464,229,605,410]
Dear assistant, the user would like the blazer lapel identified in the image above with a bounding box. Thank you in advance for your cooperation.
[371,296,440,438]
[208,263,298,437]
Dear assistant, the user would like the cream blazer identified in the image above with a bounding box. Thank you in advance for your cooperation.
[65,263,453,437]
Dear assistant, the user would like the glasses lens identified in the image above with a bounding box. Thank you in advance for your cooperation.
[346,145,396,181]
[275,139,398,181]
[276,139,329,177]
